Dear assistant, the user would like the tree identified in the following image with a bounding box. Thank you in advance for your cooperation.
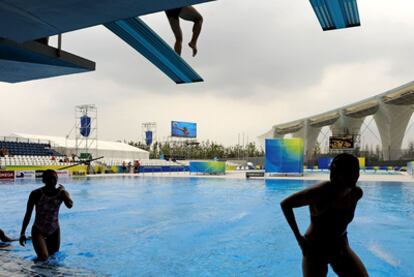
[128,139,265,160]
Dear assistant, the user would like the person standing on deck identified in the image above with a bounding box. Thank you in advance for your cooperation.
[281,153,368,276]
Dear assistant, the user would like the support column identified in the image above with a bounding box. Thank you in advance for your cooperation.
[258,128,284,148]
[292,121,321,160]
[258,128,274,148]
[374,103,413,160]
[330,113,364,137]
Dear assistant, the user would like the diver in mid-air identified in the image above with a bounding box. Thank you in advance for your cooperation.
[165,6,203,57]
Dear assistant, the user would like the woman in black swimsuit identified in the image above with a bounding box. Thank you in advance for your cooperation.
[281,153,368,276]
[165,6,203,56]
[19,170,73,261]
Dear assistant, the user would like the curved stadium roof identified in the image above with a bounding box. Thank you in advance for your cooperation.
[260,80,414,137]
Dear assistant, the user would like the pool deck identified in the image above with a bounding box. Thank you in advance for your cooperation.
[86,171,414,183]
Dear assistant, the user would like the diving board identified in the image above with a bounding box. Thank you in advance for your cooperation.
[105,17,203,84]
[310,0,360,31]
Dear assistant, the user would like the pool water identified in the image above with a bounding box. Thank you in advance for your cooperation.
[1,177,414,276]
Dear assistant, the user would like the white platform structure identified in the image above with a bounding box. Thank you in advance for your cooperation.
[259,81,414,160]
[12,133,149,161]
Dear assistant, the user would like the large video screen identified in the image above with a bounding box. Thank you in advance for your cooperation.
[171,121,197,138]
[329,135,354,149]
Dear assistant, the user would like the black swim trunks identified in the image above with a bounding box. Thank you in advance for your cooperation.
[165,8,182,18]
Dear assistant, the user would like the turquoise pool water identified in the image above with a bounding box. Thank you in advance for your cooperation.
[1,177,414,276]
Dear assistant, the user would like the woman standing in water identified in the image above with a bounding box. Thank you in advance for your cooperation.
[281,153,368,276]
[19,170,73,261]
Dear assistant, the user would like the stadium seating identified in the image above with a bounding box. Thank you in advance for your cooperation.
[0,141,63,156]
[0,155,73,167]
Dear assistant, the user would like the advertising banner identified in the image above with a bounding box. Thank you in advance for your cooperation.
[0,171,15,180]
[15,170,36,179]
[55,170,70,178]
[35,170,70,179]
[35,170,45,179]
[358,157,366,170]
[408,161,414,176]
[171,121,197,138]
[318,157,334,170]
[189,161,225,174]
[265,138,304,174]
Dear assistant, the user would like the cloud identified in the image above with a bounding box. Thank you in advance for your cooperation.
[2,0,414,146]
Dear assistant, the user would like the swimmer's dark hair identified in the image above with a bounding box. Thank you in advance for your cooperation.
[330,153,359,179]
[42,169,58,183]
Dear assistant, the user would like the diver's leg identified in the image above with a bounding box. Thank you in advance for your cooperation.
[31,226,49,261]
[179,6,203,56]
[166,16,183,55]
[330,246,369,277]
[46,227,60,255]
[302,255,328,277]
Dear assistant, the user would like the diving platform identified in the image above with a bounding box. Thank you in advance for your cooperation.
[0,0,211,83]
[310,0,361,31]
[0,0,214,42]
[0,39,95,83]
[105,18,203,84]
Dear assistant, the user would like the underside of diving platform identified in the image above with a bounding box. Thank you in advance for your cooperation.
[0,39,95,83]
[0,0,214,42]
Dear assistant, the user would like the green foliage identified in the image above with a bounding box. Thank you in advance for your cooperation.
[127,140,264,159]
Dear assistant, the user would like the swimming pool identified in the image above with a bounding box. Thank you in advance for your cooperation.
[1,177,413,276]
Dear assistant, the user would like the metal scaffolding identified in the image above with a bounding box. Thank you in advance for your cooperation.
[75,104,98,158]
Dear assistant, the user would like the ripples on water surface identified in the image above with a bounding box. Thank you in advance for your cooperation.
[1,177,413,276]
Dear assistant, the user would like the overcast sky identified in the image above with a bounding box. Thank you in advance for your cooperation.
[2,0,414,147]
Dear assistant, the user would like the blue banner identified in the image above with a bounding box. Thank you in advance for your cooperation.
[80,115,91,137]
[318,157,334,170]
[265,138,304,174]
[145,131,153,145]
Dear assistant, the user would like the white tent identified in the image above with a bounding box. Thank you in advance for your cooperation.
[12,133,149,161]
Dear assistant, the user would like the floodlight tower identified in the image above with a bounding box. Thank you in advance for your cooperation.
[75,104,98,158]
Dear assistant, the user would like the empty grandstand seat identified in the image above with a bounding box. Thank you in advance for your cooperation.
[0,140,63,157]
